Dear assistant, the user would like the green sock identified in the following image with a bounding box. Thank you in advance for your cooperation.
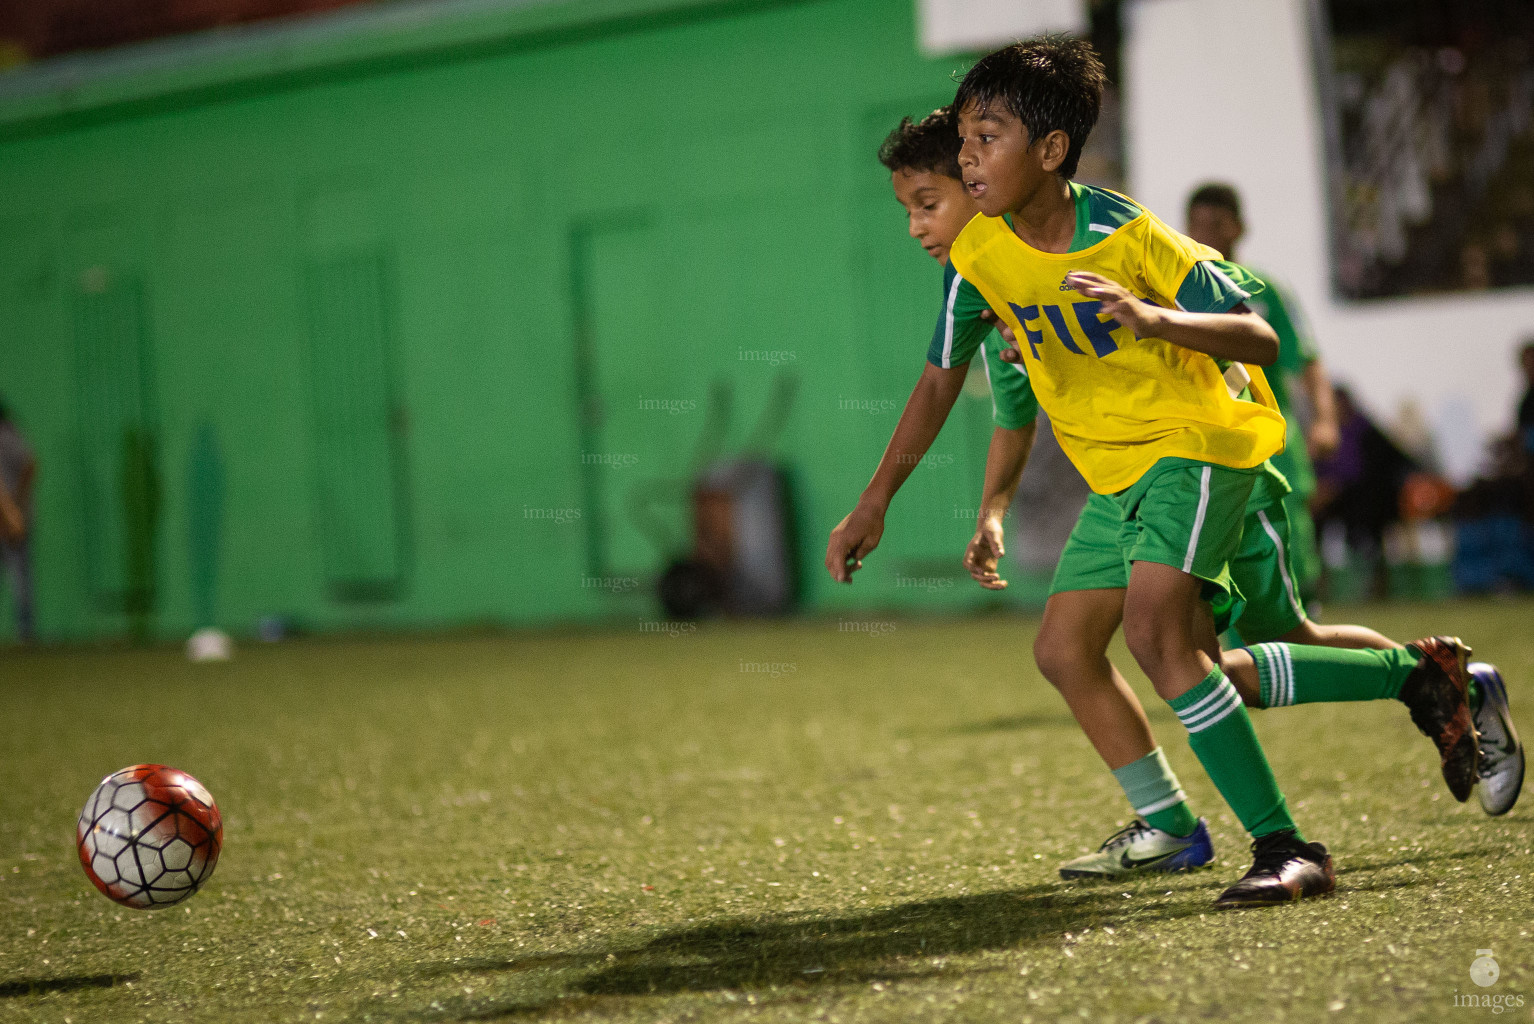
[1111,747,1199,837]
[1247,643,1420,708]
[1170,668,1301,840]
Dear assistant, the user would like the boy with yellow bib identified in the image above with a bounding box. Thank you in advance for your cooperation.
[866,109,1520,886]
[829,41,1482,907]
[948,38,1485,906]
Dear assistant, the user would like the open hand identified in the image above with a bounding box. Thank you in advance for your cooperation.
[1064,271,1163,338]
[826,504,886,583]
[963,515,1008,590]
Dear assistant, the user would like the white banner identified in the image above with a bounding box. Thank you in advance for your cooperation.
[916,0,1087,57]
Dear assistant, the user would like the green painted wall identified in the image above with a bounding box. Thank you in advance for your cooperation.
[0,0,1028,642]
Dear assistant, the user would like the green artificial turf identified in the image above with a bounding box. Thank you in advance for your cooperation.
[2,599,1531,1023]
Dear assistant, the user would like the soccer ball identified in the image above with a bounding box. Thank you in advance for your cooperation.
[76,764,223,909]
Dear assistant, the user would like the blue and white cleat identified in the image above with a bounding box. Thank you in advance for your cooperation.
[1058,818,1214,880]
[1470,662,1524,816]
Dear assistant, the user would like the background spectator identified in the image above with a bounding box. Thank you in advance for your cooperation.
[1450,342,1534,592]
[0,398,37,641]
[1312,386,1418,598]
[1520,338,1534,453]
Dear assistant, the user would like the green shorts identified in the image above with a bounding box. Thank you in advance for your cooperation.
[1111,457,1256,624]
[1048,492,1126,595]
[1049,459,1306,640]
[1224,498,1308,643]
[1281,488,1322,601]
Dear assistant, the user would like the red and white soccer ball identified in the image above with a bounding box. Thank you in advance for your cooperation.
[76,764,223,909]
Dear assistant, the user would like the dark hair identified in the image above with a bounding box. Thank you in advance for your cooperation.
[1188,182,1243,220]
[0,398,9,422]
[953,36,1105,179]
[878,106,961,180]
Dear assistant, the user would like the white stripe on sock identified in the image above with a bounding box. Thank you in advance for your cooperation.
[1183,466,1212,573]
[1256,642,1294,708]
[1182,688,1244,733]
[1271,643,1290,707]
[1177,677,1238,723]
[1281,644,1296,707]
[1178,680,1243,731]
[1254,644,1277,707]
[1136,791,1189,816]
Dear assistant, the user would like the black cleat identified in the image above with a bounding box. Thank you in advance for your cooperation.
[1215,829,1336,909]
[1399,636,1480,802]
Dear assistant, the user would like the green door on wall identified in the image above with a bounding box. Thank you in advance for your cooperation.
[303,249,408,601]
[71,271,157,616]
[67,208,160,629]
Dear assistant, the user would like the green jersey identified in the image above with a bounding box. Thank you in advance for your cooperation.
[1244,271,1319,496]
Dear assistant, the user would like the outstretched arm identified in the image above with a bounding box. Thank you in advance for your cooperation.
[1066,271,1279,367]
[826,362,969,582]
[964,422,1036,589]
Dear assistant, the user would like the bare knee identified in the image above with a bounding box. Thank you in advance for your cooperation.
[1034,591,1122,696]
[1033,625,1096,693]
[1122,606,1171,677]
[1122,605,1204,701]
[1220,648,1263,707]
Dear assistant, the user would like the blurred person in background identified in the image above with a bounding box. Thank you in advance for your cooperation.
[1520,339,1534,454]
[1186,183,1338,606]
[1312,386,1417,600]
[1449,341,1534,594]
[0,398,36,642]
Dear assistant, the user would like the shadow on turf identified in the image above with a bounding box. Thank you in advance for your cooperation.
[0,973,138,998]
[393,847,1497,1020]
[1338,844,1501,877]
[407,881,1210,1020]
[946,712,1082,734]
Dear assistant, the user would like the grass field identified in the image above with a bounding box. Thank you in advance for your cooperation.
[2,598,1532,1023]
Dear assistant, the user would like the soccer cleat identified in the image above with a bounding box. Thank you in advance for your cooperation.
[1470,662,1525,816]
[1214,829,1335,909]
[1398,636,1480,802]
[1058,818,1214,880]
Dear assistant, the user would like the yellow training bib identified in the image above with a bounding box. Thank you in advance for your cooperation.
[948,206,1286,494]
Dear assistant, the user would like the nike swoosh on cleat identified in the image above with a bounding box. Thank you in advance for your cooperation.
[1119,849,1181,870]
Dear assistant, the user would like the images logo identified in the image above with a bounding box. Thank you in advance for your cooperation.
[1470,950,1500,988]
[1451,948,1523,1013]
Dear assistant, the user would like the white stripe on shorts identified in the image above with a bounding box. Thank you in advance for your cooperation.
[1183,466,1213,573]
[1255,509,1305,620]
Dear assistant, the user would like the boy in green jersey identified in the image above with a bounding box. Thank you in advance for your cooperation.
[1186,182,1334,605]
[830,44,1486,907]
[1181,183,1522,816]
